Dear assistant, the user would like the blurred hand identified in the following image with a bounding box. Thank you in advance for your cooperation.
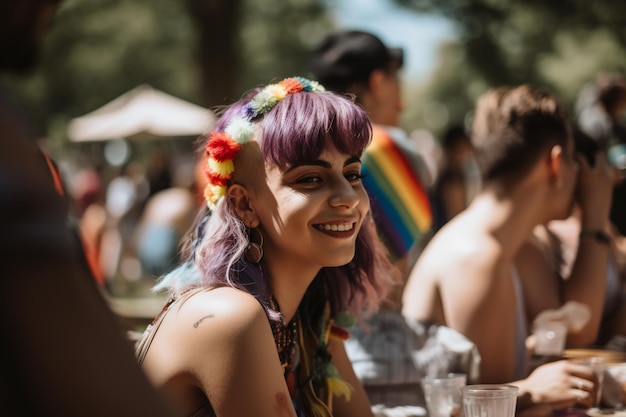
[518,360,598,408]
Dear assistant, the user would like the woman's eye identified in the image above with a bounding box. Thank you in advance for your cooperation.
[296,175,322,184]
[345,172,365,183]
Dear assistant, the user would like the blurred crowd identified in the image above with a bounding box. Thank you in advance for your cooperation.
[65,145,201,293]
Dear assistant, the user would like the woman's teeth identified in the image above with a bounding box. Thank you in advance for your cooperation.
[316,223,354,232]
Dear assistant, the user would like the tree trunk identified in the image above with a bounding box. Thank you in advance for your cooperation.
[185,0,241,108]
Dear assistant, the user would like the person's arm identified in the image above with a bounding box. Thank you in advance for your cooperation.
[611,223,626,271]
[171,289,298,417]
[561,153,614,346]
[516,229,562,324]
[328,338,374,417]
[513,360,598,409]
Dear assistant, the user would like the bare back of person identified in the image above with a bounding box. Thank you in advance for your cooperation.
[404,203,520,383]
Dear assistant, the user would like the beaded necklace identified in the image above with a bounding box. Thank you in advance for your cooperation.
[269,301,300,397]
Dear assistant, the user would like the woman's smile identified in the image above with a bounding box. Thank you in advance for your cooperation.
[312,221,357,236]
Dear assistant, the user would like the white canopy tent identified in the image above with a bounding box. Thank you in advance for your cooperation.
[67,84,216,142]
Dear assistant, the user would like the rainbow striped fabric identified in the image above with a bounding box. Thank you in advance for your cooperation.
[362,126,432,260]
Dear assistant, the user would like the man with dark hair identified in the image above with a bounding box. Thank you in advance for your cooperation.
[403,85,613,412]
[0,2,178,416]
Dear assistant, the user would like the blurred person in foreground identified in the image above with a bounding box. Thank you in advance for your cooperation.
[403,85,612,415]
[0,1,179,416]
[310,31,478,413]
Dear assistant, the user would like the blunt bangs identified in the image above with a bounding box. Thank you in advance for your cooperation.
[257,91,372,169]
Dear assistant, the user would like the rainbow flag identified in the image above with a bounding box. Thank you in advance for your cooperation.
[362,126,432,260]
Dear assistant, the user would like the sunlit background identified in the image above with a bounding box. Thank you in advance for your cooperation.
[2,0,625,306]
[5,0,626,146]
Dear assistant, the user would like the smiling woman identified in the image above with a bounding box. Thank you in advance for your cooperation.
[135,77,399,417]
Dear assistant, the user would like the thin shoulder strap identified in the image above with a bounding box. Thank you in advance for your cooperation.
[135,297,177,365]
[38,147,65,197]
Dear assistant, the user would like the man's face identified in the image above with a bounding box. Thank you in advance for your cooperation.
[376,64,404,127]
[0,0,61,72]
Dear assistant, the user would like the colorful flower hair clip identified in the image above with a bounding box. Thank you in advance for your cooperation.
[203,77,326,209]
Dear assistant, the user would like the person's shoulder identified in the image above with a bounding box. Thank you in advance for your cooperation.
[155,287,270,363]
[419,213,499,275]
[179,287,268,332]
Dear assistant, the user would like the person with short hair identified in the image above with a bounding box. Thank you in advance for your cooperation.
[403,85,612,413]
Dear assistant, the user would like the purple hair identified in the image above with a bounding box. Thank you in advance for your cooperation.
[156,87,394,318]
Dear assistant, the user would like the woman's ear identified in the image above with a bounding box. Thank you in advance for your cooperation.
[228,185,259,228]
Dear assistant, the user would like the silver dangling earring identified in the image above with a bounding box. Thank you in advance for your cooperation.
[245,228,264,263]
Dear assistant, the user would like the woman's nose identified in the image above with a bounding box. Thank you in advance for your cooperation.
[328,178,361,209]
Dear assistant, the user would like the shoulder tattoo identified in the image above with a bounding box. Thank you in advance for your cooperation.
[193,314,215,328]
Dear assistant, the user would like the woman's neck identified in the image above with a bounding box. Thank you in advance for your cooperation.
[262,258,320,322]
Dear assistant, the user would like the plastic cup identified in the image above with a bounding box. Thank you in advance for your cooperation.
[461,384,518,417]
[573,357,606,407]
[422,373,467,417]
[534,321,568,356]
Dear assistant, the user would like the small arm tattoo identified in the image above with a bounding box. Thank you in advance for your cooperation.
[193,314,215,328]
[274,392,294,417]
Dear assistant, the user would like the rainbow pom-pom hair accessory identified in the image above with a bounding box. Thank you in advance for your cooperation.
[203,77,325,209]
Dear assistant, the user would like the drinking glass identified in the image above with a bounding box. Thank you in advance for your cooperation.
[574,357,606,407]
[422,373,467,417]
[533,321,567,357]
[461,384,518,417]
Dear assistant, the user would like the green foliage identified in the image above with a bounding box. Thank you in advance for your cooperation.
[2,0,334,148]
[396,0,626,139]
[403,41,485,136]
[237,0,334,92]
[3,0,196,146]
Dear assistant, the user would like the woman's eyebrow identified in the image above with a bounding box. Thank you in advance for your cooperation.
[344,156,362,167]
[284,160,330,174]
[284,155,361,173]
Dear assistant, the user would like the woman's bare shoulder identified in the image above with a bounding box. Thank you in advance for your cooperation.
[175,287,268,337]
[150,287,270,364]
